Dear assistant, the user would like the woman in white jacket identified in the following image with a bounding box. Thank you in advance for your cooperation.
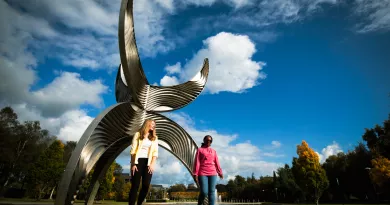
[128,119,159,205]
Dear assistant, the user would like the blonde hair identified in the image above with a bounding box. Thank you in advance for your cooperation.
[138,119,157,141]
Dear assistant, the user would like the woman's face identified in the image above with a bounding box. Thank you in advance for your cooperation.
[204,136,212,146]
[149,121,156,131]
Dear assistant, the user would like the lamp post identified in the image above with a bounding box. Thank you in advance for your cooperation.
[275,187,278,201]
[365,167,378,203]
[336,177,344,205]
[262,190,265,202]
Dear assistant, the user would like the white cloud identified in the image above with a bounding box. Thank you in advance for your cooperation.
[160,75,180,86]
[316,141,343,163]
[262,152,285,157]
[31,72,108,117]
[261,140,284,157]
[354,0,390,33]
[226,0,252,8]
[3,0,176,73]
[164,62,182,74]
[56,110,95,142]
[271,140,282,148]
[4,70,107,138]
[161,32,266,94]
[155,0,175,12]
[0,1,108,141]
[219,0,340,28]
[12,104,93,142]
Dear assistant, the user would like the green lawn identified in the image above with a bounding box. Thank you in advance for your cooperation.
[0,199,389,205]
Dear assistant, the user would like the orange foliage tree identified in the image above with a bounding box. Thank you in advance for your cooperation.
[292,140,329,205]
[362,115,390,188]
[370,156,390,187]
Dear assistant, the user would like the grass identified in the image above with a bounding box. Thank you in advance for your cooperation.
[0,199,389,205]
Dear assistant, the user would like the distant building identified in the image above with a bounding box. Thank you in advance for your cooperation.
[121,173,130,183]
[151,184,164,191]
[187,183,198,192]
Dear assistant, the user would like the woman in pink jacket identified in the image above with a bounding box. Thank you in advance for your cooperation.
[193,135,223,205]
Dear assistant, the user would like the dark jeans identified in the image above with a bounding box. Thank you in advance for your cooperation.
[197,175,217,205]
[128,158,152,205]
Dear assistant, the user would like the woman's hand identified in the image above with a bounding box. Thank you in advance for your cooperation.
[131,165,138,176]
[148,163,155,174]
[194,175,198,184]
[219,174,224,179]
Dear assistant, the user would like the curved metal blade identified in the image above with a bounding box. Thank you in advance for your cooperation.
[145,111,199,185]
[115,64,133,103]
[117,0,210,112]
[147,58,209,112]
[85,137,130,205]
[55,102,144,205]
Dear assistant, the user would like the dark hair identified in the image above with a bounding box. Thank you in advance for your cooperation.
[201,135,213,147]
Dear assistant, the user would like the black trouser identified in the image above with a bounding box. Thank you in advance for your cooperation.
[129,158,153,205]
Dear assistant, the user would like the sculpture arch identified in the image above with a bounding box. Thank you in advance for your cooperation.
[54,0,210,204]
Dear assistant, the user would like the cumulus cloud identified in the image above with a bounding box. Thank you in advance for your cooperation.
[118,112,283,185]
[0,0,108,141]
[164,62,182,74]
[3,0,387,77]
[160,32,266,94]
[316,141,343,163]
[160,75,180,86]
[30,72,108,117]
[3,0,176,72]
[12,104,94,142]
[0,1,108,113]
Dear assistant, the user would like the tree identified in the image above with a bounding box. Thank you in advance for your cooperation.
[322,152,348,202]
[0,107,52,196]
[275,164,301,202]
[362,114,390,198]
[216,184,226,192]
[27,140,65,200]
[370,156,390,187]
[63,141,77,165]
[362,114,390,158]
[168,184,186,193]
[113,162,123,177]
[226,179,238,199]
[97,162,116,200]
[112,162,125,201]
[113,175,125,201]
[292,140,329,205]
[0,107,20,194]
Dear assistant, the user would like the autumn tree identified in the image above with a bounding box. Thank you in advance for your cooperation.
[362,114,390,194]
[96,162,116,200]
[292,140,329,205]
[112,162,125,201]
[370,156,390,186]
[168,184,186,193]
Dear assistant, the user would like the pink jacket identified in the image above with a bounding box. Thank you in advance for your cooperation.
[193,146,223,176]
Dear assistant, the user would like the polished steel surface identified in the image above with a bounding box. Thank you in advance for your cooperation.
[55,0,210,204]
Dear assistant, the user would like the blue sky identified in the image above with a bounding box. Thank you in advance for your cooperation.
[1,0,389,186]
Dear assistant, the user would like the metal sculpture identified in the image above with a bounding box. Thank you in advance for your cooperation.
[54,0,209,205]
